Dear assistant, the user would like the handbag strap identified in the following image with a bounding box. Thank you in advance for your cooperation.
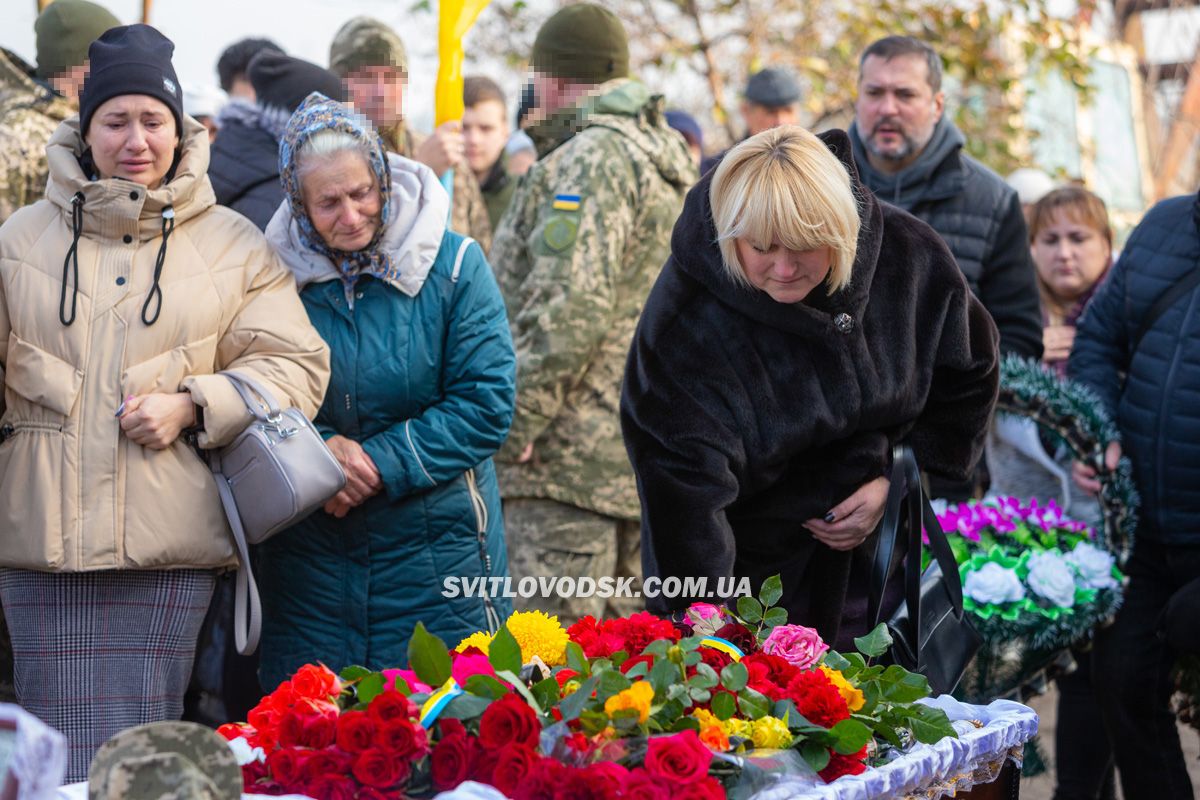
[210,452,263,655]
[220,370,283,423]
[868,446,967,643]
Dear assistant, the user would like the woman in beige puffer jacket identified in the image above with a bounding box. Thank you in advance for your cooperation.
[0,25,329,779]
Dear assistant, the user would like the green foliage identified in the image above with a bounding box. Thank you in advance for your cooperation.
[408,623,452,687]
[488,625,522,676]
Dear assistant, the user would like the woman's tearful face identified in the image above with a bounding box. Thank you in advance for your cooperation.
[735,238,832,304]
[301,150,382,252]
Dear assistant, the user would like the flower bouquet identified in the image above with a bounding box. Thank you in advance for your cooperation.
[220,576,961,798]
[937,497,1125,703]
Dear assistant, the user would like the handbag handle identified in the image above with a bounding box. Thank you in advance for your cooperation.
[221,370,284,424]
[867,445,967,646]
[212,462,262,655]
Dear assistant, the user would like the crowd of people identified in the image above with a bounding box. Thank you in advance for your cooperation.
[0,1,1197,798]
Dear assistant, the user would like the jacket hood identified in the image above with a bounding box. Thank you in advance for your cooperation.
[266,152,449,298]
[217,97,293,142]
[848,116,965,210]
[0,47,73,122]
[669,128,883,336]
[44,113,215,240]
[529,78,694,191]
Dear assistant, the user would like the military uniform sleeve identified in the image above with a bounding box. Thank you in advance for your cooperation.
[0,120,49,227]
[452,167,493,253]
[492,135,636,458]
[183,243,331,447]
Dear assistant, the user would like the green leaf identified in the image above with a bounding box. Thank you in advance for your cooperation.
[689,687,712,703]
[881,669,930,703]
[611,650,629,667]
[624,662,650,681]
[642,640,671,658]
[464,674,509,700]
[758,574,783,608]
[340,665,371,682]
[762,607,788,629]
[738,687,771,720]
[691,663,719,690]
[610,707,642,731]
[671,716,702,733]
[496,670,541,709]
[908,705,958,744]
[654,696,686,726]
[530,677,561,711]
[356,672,386,705]
[488,625,522,675]
[720,662,748,692]
[559,674,600,722]
[597,669,632,700]
[566,641,590,676]
[830,718,873,755]
[737,596,764,624]
[649,659,678,696]
[439,692,491,719]
[801,740,831,772]
[683,651,701,667]
[853,623,893,659]
[821,651,852,672]
[711,690,737,721]
[408,622,452,686]
[579,709,609,736]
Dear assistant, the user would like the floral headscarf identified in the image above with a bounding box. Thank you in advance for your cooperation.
[279,92,395,285]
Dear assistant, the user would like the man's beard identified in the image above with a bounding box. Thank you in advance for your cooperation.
[865,122,917,163]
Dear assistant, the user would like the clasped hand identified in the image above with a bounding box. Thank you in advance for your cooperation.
[804,475,891,551]
[324,435,383,518]
[118,392,195,450]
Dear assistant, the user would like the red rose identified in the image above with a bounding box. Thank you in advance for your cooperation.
[555,668,580,688]
[489,744,540,796]
[266,748,308,790]
[742,653,798,701]
[674,776,725,800]
[292,663,341,700]
[216,723,248,741]
[368,690,419,724]
[564,732,592,754]
[584,762,629,795]
[696,646,733,673]
[299,713,338,750]
[468,736,500,784]
[513,758,567,800]
[555,766,620,800]
[378,718,429,759]
[335,710,378,753]
[711,623,756,654]
[246,705,277,736]
[352,747,404,789]
[240,760,269,788]
[438,717,467,740]
[785,670,850,729]
[301,749,353,783]
[819,746,869,782]
[431,732,472,790]
[621,770,672,800]
[355,789,397,800]
[643,730,713,785]
[478,693,541,751]
[304,774,357,800]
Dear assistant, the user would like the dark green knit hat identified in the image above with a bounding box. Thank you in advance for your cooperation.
[329,17,407,78]
[531,4,628,85]
[35,0,120,79]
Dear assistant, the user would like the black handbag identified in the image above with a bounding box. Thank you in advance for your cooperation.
[867,445,982,695]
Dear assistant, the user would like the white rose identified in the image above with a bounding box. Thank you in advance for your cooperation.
[964,562,1026,605]
[1064,542,1118,590]
[1027,551,1078,608]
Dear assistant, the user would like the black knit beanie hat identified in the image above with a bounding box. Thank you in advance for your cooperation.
[79,24,183,134]
[248,51,346,113]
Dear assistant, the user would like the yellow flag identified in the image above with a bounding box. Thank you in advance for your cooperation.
[435,0,492,126]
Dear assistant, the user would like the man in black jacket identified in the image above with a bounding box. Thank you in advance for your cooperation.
[849,36,1043,362]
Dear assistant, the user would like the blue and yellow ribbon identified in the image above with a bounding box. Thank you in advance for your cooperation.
[419,677,464,728]
[698,636,744,662]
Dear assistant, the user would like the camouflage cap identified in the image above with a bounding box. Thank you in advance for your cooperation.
[88,722,243,800]
[34,0,120,79]
[329,17,407,78]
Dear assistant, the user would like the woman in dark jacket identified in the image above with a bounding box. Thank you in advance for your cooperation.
[621,125,998,646]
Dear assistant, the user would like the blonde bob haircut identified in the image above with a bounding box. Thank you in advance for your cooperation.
[710,125,860,294]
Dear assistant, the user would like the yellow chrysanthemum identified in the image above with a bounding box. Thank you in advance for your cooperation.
[820,666,865,713]
[506,610,570,666]
[456,630,493,654]
[751,716,793,749]
[604,680,655,723]
[723,717,754,739]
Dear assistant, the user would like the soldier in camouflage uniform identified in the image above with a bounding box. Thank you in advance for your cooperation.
[328,17,492,251]
[88,721,243,799]
[0,0,117,704]
[490,4,696,623]
[0,0,118,225]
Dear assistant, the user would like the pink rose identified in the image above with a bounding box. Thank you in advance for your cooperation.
[451,653,497,685]
[383,668,432,694]
[762,624,828,669]
[685,603,728,636]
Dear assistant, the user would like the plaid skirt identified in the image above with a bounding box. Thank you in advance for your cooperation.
[0,568,215,782]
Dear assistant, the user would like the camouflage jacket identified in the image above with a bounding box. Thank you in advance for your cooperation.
[0,49,73,226]
[381,124,492,252]
[490,78,696,520]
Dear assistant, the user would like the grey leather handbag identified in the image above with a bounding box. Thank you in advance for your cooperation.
[207,371,346,655]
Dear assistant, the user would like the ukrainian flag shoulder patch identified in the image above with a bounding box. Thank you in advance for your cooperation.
[552,193,582,211]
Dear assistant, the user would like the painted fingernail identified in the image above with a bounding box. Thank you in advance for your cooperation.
[824,512,836,523]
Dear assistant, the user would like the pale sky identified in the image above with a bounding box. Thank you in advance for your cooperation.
[0,0,520,133]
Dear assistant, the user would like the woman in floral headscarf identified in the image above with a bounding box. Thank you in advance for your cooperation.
[259,93,516,685]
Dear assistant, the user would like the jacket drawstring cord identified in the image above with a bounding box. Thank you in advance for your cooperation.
[141,206,175,326]
[59,192,85,326]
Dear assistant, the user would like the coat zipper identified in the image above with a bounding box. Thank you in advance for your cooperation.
[465,468,501,633]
